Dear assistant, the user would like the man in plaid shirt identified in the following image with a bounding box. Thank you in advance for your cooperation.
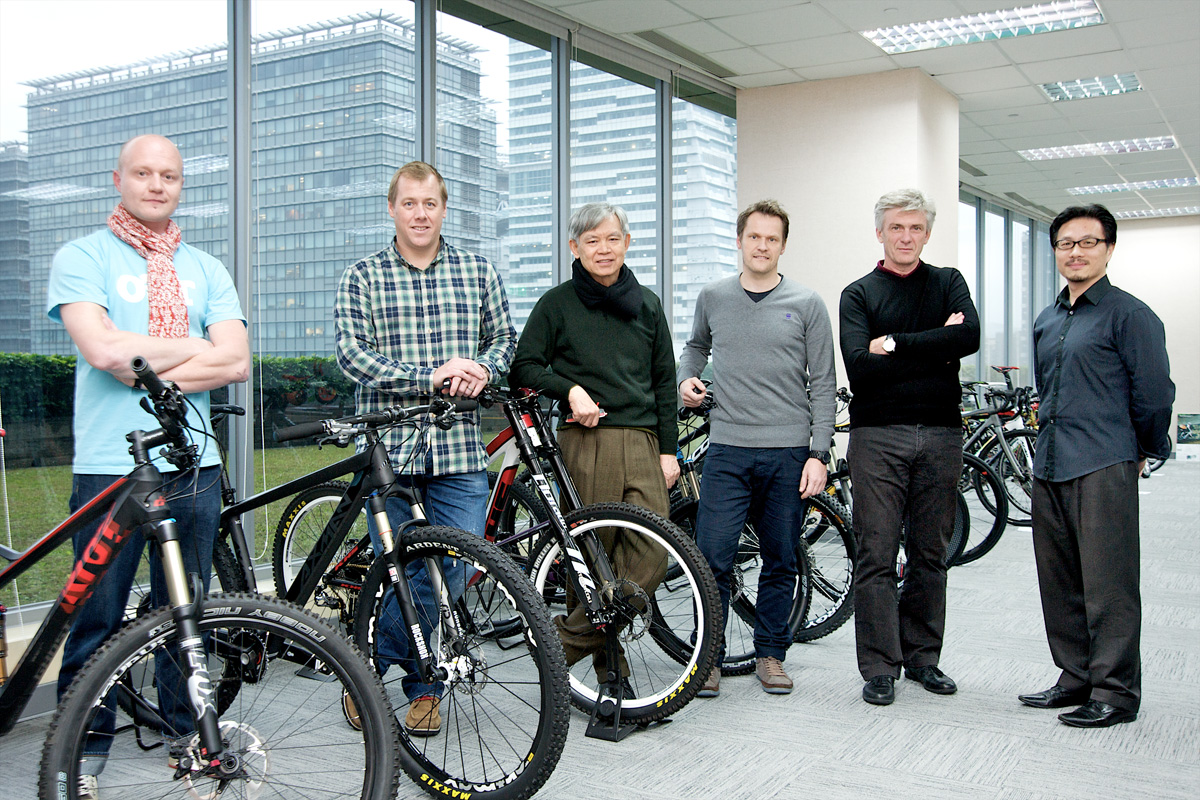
[334,160,515,737]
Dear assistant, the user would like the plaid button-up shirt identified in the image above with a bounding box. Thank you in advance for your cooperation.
[334,237,516,475]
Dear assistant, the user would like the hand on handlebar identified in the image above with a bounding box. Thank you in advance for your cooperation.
[432,358,489,398]
[679,377,707,408]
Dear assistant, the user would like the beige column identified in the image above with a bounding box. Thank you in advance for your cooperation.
[737,68,960,381]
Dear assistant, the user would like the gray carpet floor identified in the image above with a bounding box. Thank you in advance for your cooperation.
[4,461,1196,799]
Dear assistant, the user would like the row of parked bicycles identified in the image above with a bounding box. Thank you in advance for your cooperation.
[0,360,1164,799]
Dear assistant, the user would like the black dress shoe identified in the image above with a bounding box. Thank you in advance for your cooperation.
[1058,700,1137,728]
[1018,685,1090,709]
[863,675,895,706]
[905,665,957,695]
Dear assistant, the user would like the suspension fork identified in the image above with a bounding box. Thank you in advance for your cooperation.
[501,399,619,620]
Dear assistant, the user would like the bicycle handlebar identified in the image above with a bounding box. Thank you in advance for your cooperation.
[272,396,477,443]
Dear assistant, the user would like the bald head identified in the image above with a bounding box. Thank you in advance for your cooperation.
[113,135,184,233]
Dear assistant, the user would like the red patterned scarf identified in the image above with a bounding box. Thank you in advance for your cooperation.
[107,203,189,338]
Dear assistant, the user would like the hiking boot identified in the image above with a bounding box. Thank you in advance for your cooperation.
[404,695,442,737]
[342,689,363,731]
[698,666,721,698]
[77,774,100,800]
[755,657,793,694]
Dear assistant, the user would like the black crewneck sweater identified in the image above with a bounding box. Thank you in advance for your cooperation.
[838,261,980,428]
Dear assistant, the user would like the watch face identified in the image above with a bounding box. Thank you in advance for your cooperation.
[884,337,895,352]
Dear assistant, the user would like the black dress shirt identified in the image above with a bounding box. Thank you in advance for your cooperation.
[1032,275,1174,482]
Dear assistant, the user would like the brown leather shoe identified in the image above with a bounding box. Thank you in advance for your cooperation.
[698,666,721,698]
[405,695,443,737]
[755,657,793,694]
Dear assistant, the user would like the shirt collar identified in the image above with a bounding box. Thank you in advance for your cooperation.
[1054,274,1112,309]
[875,259,925,278]
[390,236,446,270]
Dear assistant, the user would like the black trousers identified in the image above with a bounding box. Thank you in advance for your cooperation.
[848,425,962,680]
[1032,461,1141,711]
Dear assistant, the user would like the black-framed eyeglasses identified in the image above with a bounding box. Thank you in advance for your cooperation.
[1053,237,1109,251]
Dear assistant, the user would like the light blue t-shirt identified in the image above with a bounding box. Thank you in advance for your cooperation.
[47,228,246,474]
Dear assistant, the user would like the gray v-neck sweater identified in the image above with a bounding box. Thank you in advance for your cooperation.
[678,275,837,450]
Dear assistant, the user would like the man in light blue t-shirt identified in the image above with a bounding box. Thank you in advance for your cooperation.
[46,134,248,798]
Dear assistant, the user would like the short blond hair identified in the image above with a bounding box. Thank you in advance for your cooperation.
[387,161,447,205]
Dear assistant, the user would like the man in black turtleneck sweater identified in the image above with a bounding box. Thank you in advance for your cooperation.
[839,189,980,707]
[510,202,678,692]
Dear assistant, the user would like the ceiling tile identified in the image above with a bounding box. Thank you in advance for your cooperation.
[937,66,1031,95]
[957,86,1049,113]
[674,0,798,19]
[814,0,961,31]
[716,3,845,46]
[1015,52,1137,84]
[756,33,883,69]
[986,119,1078,139]
[706,46,785,75]
[965,104,1060,127]
[1126,42,1200,71]
[728,70,804,89]
[653,20,742,53]
[795,57,896,81]
[1110,10,1200,45]
[891,41,1010,74]
[553,0,697,34]
[994,25,1122,64]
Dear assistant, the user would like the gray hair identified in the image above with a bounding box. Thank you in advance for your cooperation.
[568,202,629,242]
[874,188,936,231]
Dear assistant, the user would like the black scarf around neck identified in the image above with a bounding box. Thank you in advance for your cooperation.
[571,258,642,320]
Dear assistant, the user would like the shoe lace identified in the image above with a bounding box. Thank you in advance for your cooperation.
[761,657,786,678]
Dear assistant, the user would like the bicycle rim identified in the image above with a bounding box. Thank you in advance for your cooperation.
[794,495,855,643]
[953,452,1009,565]
[355,526,568,800]
[272,481,371,633]
[529,502,720,724]
[41,594,399,800]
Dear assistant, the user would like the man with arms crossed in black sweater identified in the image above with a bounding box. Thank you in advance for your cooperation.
[840,188,979,706]
[679,199,837,697]
[510,201,678,693]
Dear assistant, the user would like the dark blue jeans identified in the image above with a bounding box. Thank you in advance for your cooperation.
[365,464,488,701]
[695,443,808,662]
[57,466,221,768]
[848,425,961,680]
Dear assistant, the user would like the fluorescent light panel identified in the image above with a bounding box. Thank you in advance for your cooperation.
[1018,136,1177,161]
[1040,73,1141,101]
[861,0,1104,55]
[1114,207,1200,219]
[1067,177,1199,195]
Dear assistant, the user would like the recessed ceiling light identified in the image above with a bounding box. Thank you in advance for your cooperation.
[1039,72,1142,101]
[1018,136,1177,161]
[1114,207,1200,219]
[1067,177,1199,194]
[861,0,1104,55]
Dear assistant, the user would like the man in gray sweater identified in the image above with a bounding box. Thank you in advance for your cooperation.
[679,199,837,697]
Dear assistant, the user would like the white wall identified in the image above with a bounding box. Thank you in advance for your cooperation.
[1105,215,1200,448]
[737,68,960,385]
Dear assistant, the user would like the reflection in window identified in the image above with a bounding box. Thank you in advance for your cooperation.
[1009,220,1031,382]
[958,200,979,379]
[982,208,1007,371]
[570,62,657,289]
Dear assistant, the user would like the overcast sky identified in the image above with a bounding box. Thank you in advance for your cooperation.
[0,0,509,146]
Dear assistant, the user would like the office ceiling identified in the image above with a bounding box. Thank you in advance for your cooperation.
[525,0,1200,219]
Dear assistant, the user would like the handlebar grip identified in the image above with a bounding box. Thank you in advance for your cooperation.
[274,420,327,443]
[451,397,479,413]
[131,357,169,398]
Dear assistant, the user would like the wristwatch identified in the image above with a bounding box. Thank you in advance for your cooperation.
[882,334,897,354]
[808,450,831,465]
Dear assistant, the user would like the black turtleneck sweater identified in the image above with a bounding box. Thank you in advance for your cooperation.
[839,261,980,429]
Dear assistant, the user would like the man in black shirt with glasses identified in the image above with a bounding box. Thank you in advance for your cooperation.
[1020,203,1174,728]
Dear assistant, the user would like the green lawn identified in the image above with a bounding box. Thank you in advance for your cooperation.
[0,445,351,609]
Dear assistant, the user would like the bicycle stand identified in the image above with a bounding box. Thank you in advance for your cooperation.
[584,630,636,742]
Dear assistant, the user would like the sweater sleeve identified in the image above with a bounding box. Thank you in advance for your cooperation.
[890,269,980,360]
[649,299,680,453]
[509,294,577,400]
[677,286,712,386]
[804,293,837,452]
[839,281,906,383]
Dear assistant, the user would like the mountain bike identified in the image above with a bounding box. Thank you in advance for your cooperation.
[0,359,399,800]
[232,395,570,800]
[961,366,1036,527]
[466,386,721,739]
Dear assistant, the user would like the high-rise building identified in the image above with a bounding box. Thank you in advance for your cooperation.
[506,42,738,352]
[14,11,499,358]
[0,142,31,353]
